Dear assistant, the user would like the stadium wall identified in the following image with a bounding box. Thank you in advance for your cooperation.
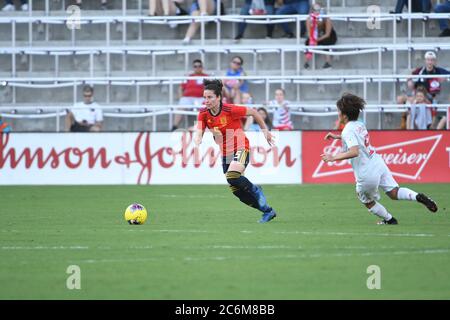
[0,131,301,185]
[1,131,449,185]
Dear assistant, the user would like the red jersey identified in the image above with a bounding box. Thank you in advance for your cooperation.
[181,73,209,98]
[197,103,249,156]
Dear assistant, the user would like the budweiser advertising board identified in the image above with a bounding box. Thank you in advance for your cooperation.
[0,131,300,185]
[302,130,450,183]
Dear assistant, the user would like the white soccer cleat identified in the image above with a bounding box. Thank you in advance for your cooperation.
[2,4,15,11]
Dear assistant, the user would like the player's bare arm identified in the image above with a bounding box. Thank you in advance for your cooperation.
[321,146,359,162]
[324,132,341,140]
[246,107,275,147]
[194,127,204,145]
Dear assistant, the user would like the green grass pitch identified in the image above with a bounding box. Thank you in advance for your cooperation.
[0,184,449,299]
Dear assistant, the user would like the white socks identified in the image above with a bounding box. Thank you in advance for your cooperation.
[397,187,418,201]
[369,202,393,221]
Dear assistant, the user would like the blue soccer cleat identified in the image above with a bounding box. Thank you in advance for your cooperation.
[258,209,277,224]
[254,185,269,210]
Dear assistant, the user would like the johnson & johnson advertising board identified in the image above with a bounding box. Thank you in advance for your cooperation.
[302,131,450,183]
[0,131,301,185]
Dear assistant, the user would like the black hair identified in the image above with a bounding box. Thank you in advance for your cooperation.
[83,85,94,94]
[336,93,365,121]
[257,107,272,130]
[203,79,223,98]
[231,56,244,66]
[193,59,203,65]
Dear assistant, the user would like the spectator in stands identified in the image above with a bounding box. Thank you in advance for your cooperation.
[2,0,28,11]
[66,85,103,132]
[74,0,108,10]
[435,0,450,37]
[0,116,12,133]
[223,56,249,105]
[275,0,310,38]
[411,51,450,127]
[408,89,433,130]
[242,92,253,105]
[239,92,254,127]
[390,0,431,14]
[303,3,337,69]
[245,107,272,131]
[182,0,224,44]
[234,0,276,42]
[397,79,419,129]
[172,59,208,131]
[269,88,294,130]
[435,95,449,129]
[397,79,417,106]
[397,51,449,128]
[436,102,449,129]
[149,0,187,16]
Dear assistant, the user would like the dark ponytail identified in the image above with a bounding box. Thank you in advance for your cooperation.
[203,79,223,98]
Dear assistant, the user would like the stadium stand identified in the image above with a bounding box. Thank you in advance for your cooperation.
[0,0,449,131]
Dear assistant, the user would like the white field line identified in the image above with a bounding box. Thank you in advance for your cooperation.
[2,229,442,238]
[126,229,439,237]
[127,229,212,233]
[1,245,88,250]
[273,231,435,237]
[157,194,227,199]
[208,245,296,249]
[69,248,450,264]
[150,229,212,233]
[1,244,424,251]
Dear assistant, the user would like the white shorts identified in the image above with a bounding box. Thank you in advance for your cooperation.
[355,162,399,204]
[179,97,204,108]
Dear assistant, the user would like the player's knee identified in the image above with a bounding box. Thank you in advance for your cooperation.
[364,201,376,209]
[386,187,399,200]
[225,171,241,186]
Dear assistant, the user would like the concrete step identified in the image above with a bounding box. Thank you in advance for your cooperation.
[0,48,443,74]
[3,73,439,106]
[0,67,410,78]
[0,0,411,13]
[0,12,443,41]
[2,104,405,132]
[4,111,402,132]
[1,35,445,47]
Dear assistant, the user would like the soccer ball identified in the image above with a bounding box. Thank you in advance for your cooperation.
[124,203,148,225]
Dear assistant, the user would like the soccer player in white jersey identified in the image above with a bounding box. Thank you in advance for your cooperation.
[321,93,438,225]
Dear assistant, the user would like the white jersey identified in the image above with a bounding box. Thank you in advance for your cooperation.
[71,102,103,125]
[341,121,383,181]
[270,100,293,129]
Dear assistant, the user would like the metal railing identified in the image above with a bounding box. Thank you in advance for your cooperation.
[2,12,450,46]
[2,103,449,132]
[1,73,450,108]
[2,43,450,77]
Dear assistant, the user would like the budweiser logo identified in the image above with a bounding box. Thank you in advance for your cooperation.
[313,134,442,180]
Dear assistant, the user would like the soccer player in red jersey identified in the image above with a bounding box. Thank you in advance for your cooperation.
[195,79,277,223]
